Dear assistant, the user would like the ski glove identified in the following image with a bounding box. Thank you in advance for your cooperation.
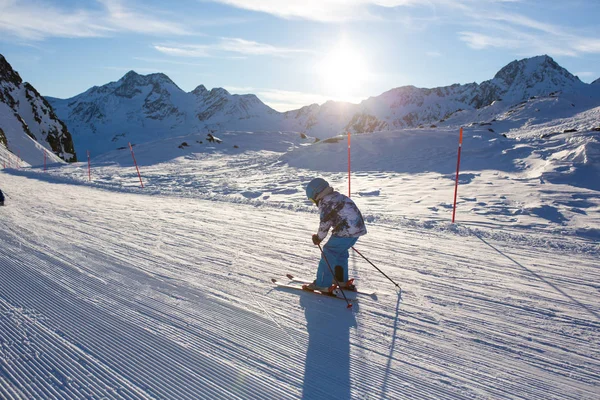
[312,234,322,245]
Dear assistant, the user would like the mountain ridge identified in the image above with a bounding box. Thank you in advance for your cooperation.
[46,55,600,156]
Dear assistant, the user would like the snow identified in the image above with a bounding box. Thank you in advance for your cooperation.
[1,100,600,398]
[2,53,600,399]
[0,102,63,168]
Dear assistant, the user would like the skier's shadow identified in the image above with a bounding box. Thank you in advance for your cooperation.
[300,295,357,399]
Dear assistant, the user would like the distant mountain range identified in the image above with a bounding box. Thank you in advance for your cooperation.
[46,55,599,156]
[1,53,598,162]
[46,71,282,155]
[0,55,76,166]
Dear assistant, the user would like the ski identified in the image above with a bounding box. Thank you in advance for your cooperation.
[285,274,376,297]
[271,279,355,302]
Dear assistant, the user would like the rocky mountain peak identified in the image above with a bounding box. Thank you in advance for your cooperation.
[117,70,175,86]
[0,53,76,163]
[209,87,231,97]
[119,70,140,82]
[493,55,580,87]
[0,54,23,86]
[192,84,208,95]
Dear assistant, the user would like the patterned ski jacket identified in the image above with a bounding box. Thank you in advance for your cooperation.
[315,188,367,241]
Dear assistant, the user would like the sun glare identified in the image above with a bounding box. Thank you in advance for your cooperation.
[317,41,368,102]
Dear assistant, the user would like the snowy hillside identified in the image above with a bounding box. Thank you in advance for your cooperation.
[0,115,599,398]
[1,51,599,399]
[47,55,600,157]
[36,111,600,239]
[0,55,75,166]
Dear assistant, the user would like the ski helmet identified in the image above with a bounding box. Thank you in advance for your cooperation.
[306,178,329,200]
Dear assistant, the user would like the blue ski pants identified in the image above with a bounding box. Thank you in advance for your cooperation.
[315,236,359,287]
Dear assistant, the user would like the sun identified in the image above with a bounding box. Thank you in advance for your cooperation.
[317,40,368,102]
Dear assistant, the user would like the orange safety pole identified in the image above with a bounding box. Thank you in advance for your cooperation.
[87,150,91,181]
[348,131,351,197]
[452,127,464,223]
[128,142,144,188]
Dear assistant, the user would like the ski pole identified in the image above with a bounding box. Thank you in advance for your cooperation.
[352,247,401,291]
[318,243,353,309]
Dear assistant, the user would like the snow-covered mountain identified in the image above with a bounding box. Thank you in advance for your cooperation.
[47,71,280,155]
[287,55,594,135]
[0,54,76,166]
[48,55,599,157]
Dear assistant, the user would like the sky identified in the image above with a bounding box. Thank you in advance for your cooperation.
[1,0,599,112]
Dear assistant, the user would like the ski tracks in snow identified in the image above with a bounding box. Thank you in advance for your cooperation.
[0,172,599,399]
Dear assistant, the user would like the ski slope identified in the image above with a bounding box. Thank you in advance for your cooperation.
[1,160,599,399]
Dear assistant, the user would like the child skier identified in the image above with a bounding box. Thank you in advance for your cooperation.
[304,178,367,291]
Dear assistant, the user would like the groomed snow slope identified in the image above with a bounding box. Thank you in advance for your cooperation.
[0,170,598,399]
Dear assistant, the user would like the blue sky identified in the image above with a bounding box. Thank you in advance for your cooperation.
[1,0,599,111]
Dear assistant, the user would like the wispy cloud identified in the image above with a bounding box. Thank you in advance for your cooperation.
[207,0,424,22]
[154,45,212,58]
[217,38,308,56]
[0,0,188,40]
[98,0,188,35]
[133,56,207,67]
[573,39,600,54]
[154,38,311,59]
[208,0,600,58]
[454,4,600,57]
[574,71,596,78]
[0,0,110,40]
[459,31,529,51]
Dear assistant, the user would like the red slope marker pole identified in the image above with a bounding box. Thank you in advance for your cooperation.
[348,131,351,197]
[128,142,144,188]
[452,127,464,223]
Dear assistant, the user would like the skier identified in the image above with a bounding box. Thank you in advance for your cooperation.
[304,178,367,291]
[0,188,4,206]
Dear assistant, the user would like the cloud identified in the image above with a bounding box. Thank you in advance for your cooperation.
[208,1,600,59]
[459,31,527,51]
[133,56,207,67]
[154,38,311,58]
[0,0,111,40]
[0,0,187,40]
[207,0,422,22]
[573,39,600,54]
[154,45,212,58]
[98,0,188,35]
[456,6,600,57]
[574,71,595,78]
[218,38,308,56]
